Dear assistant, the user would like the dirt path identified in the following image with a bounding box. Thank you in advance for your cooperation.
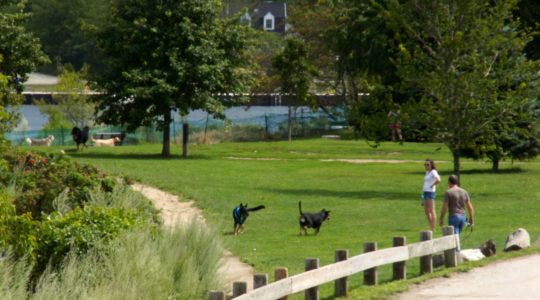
[131,184,255,294]
[393,254,540,300]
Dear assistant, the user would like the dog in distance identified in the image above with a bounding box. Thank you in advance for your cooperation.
[299,201,330,235]
[92,136,120,147]
[233,203,265,235]
[26,135,55,146]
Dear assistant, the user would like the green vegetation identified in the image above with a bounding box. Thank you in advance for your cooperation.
[0,221,223,300]
[66,139,540,299]
[0,148,222,299]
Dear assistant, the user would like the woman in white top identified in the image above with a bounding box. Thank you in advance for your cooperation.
[422,158,441,232]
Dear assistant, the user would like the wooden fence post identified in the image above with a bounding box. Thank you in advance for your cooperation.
[420,231,433,274]
[363,242,378,285]
[232,281,247,298]
[305,258,319,300]
[393,236,407,280]
[334,249,349,297]
[208,290,225,300]
[254,273,268,289]
[275,267,289,300]
[442,226,458,267]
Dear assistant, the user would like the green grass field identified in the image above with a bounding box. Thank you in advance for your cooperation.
[59,138,540,299]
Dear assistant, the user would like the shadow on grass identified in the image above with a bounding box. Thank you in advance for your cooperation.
[259,188,417,201]
[67,151,211,161]
[406,167,525,176]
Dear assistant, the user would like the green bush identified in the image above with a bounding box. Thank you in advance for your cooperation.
[34,207,141,275]
[1,150,117,218]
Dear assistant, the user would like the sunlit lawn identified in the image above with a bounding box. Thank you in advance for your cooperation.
[55,138,540,299]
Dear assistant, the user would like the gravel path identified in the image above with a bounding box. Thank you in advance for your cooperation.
[131,184,255,294]
[393,254,540,300]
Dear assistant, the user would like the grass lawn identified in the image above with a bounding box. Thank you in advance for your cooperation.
[53,138,540,299]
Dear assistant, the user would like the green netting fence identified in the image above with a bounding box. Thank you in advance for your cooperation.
[7,110,348,147]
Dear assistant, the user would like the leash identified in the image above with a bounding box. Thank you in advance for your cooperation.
[460,220,474,241]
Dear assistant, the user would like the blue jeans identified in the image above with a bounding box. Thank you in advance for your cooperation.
[449,214,467,235]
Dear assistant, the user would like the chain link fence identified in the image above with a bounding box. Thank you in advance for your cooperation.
[7,109,348,146]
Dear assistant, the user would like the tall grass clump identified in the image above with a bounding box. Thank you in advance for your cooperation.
[0,257,31,300]
[32,221,223,300]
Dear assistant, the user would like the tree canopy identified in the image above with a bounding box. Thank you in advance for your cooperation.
[0,0,47,142]
[91,0,256,157]
[384,0,540,177]
[272,35,317,141]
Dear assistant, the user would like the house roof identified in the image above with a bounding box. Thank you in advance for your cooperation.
[253,1,286,19]
[224,1,286,19]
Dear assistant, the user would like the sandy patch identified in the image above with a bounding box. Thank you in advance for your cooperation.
[393,254,540,299]
[321,159,425,164]
[131,184,255,294]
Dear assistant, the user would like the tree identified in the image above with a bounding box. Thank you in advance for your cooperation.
[0,0,48,142]
[381,0,540,177]
[35,66,95,131]
[91,0,256,157]
[272,36,317,141]
[25,0,109,71]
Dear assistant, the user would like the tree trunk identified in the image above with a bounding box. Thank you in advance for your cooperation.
[452,150,461,185]
[182,123,189,157]
[492,159,500,173]
[288,105,292,142]
[161,110,171,157]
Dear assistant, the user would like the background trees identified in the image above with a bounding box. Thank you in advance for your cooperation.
[91,0,256,157]
[0,0,47,142]
[272,36,317,141]
[382,0,540,177]
[36,67,95,130]
[25,0,108,71]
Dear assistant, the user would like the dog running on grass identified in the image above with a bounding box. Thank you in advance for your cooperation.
[299,201,331,235]
[233,203,265,235]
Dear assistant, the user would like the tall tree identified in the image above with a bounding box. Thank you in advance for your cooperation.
[35,66,95,129]
[0,0,48,142]
[272,36,317,141]
[26,0,108,71]
[91,0,255,157]
[382,0,540,177]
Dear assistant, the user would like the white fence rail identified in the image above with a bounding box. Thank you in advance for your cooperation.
[210,226,459,300]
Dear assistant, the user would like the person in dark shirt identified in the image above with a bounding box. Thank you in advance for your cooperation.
[439,175,475,236]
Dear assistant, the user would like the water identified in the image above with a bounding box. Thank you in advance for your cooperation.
[15,105,322,131]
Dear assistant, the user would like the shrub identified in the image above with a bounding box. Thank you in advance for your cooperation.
[1,149,117,218]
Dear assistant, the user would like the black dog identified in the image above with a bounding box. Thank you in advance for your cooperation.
[233,203,265,235]
[480,239,496,257]
[299,201,330,235]
[72,126,90,151]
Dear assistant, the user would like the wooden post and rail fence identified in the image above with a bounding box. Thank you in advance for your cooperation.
[209,226,460,300]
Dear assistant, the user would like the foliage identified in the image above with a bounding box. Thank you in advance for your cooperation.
[33,207,141,274]
[35,66,95,129]
[91,0,257,157]
[0,149,116,218]
[0,222,223,300]
[380,0,540,177]
[288,0,338,94]
[272,36,318,141]
[0,0,48,141]
[25,0,109,71]
[0,147,160,289]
